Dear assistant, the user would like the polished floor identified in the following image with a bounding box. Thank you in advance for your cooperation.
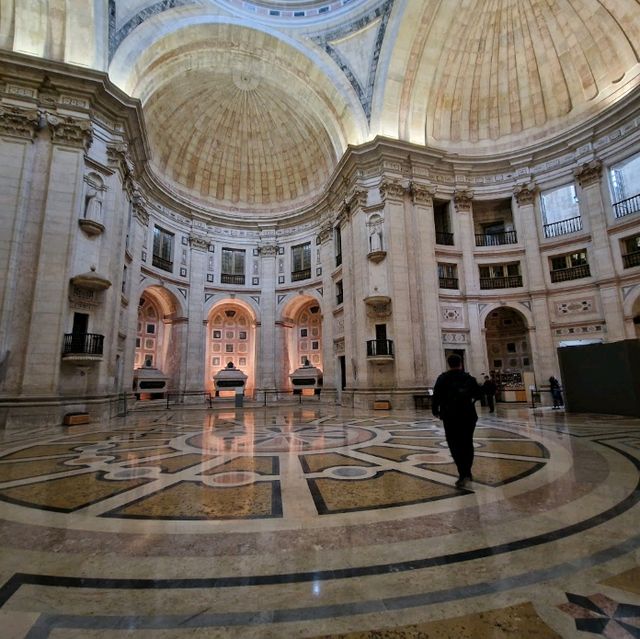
[0,404,639,638]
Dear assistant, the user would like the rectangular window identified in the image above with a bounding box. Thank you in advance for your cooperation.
[479,263,522,289]
[622,233,640,268]
[610,153,640,218]
[291,243,311,281]
[152,226,174,272]
[335,227,342,266]
[541,184,580,225]
[336,279,343,305]
[221,248,245,284]
[438,263,458,289]
[549,250,591,282]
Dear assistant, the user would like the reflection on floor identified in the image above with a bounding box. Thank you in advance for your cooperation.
[0,405,638,638]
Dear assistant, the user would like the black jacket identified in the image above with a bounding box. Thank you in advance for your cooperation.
[432,370,481,421]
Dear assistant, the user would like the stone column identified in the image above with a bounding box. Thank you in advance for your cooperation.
[0,106,39,397]
[380,179,416,390]
[574,160,626,341]
[183,234,208,392]
[513,183,555,383]
[317,220,337,400]
[257,242,278,398]
[22,114,93,395]
[410,182,444,385]
[453,190,484,376]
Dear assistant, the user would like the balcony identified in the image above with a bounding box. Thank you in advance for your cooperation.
[220,273,245,285]
[613,194,640,219]
[439,277,459,289]
[366,339,394,361]
[479,275,523,289]
[550,264,591,283]
[291,268,311,282]
[475,230,518,247]
[543,216,583,238]
[623,251,640,269]
[152,255,173,272]
[62,333,104,361]
[436,231,454,245]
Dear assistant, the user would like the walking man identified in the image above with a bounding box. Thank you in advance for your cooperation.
[482,375,497,413]
[432,354,481,488]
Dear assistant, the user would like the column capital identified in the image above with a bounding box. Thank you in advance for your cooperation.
[453,189,473,212]
[131,188,149,226]
[107,142,135,184]
[346,187,368,210]
[410,181,436,205]
[189,234,209,251]
[573,159,602,188]
[513,182,537,206]
[0,105,40,141]
[45,112,92,150]
[317,221,333,244]
[379,179,408,202]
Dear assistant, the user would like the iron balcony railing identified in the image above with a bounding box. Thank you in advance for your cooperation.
[366,339,394,358]
[435,231,454,245]
[613,193,640,219]
[543,215,583,238]
[550,264,591,283]
[63,333,104,356]
[475,230,518,246]
[479,275,523,289]
[220,273,245,285]
[439,277,459,289]
[291,268,311,282]
[152,254,173,272]
[622,251,640,269]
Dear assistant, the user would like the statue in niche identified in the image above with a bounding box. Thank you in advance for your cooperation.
[368,214,384,253]
[83,173,104,223]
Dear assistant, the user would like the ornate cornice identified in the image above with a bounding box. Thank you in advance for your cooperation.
[345,188,368,211]
[410,182,437,206]
[513,182,537,206]
[189,234,209,251]
[574,159,602,188]
[379,179,408,202]
[453,189,473,212]
[0,106,40,140]
[45,112,92,150]
[258,244,279,257]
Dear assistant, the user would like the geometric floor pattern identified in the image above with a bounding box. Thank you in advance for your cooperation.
[0,404,638,638]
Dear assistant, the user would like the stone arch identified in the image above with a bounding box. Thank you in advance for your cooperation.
[206,298,258,395]
[134,279,187,319]
[279,293,324,384]
[134,285,185,390]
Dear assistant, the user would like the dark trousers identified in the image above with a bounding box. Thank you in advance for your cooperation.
[443,419,476,479]
[486,394,495,412]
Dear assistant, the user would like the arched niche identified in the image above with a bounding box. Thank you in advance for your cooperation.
[206,300,257,396]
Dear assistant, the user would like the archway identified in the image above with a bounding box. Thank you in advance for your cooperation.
[134,286,184,393]
[206,301,257,396]
[484,307,532,402]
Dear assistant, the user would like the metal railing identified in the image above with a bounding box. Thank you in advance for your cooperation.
[550,264,591,283]
[366,339,394,358]
[479,275,523,289]
[221,273,245,285]
[622,251,640,269]
[613,193,640,219]
[291,268,311,282]
[475,230,518,246]
[63,333,104,355]
[435,231,454,245]
[439,277,458,289]
[543,216,583,238]
[152,254,173,272]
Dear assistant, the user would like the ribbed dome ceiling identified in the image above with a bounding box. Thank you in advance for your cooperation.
[144,68,336,210]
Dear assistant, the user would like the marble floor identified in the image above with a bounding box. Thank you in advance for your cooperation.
[0,404,639,638]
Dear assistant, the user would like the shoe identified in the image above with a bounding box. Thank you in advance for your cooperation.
[455,477,467,488]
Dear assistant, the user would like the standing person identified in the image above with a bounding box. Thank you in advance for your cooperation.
[482,375,497,413]
[432,354,482,488]
[549,376,563,409]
